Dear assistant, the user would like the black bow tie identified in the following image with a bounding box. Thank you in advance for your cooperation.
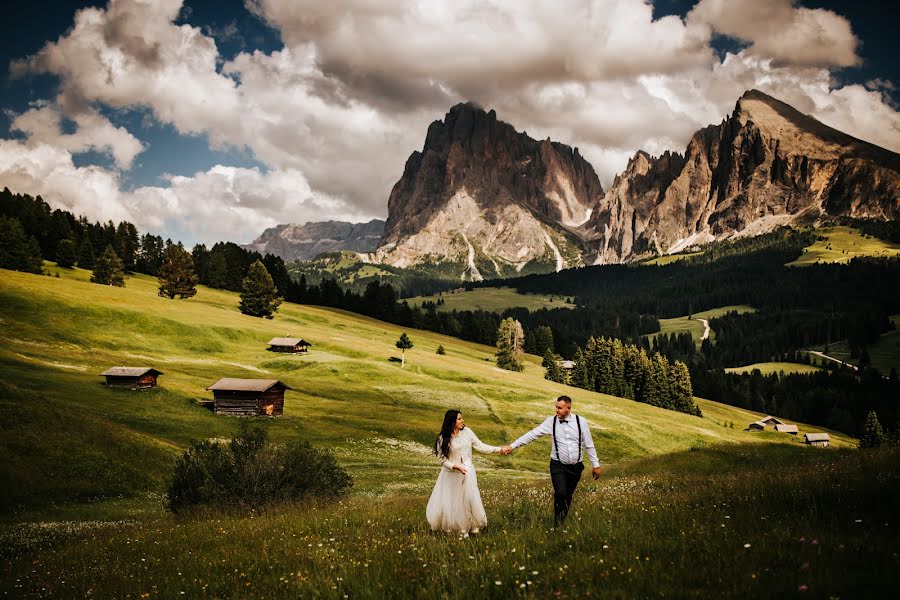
[558,418,569,423]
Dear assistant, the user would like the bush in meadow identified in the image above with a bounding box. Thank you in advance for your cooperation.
[167,423,352,513]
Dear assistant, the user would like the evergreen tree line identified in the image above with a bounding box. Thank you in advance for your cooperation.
[839,217,900,244]
[639,330,899,439]
[493,228,900,322]
[706,308,894,366]
[691,367,900,439]
[0,188,299,300]
[1,187,146,273]
[558,337,700,416]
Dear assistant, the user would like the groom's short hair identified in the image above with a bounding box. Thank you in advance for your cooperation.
[557,395,572,405]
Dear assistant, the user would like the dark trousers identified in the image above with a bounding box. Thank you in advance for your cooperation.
[550,459,584,524]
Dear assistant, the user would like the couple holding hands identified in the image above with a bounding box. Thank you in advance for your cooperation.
[426,395,601,534]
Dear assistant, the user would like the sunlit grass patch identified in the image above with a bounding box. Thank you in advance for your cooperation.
[787,226,900,266]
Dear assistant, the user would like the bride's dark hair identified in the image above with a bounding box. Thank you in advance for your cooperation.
[434,409,462,459]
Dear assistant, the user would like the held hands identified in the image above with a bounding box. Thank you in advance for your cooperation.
[592,466,601,480]
[499,445,513,455]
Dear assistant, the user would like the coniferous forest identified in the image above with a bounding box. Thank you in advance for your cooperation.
[3,187,898,438]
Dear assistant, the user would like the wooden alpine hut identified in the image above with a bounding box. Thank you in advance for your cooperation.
[100,367,162,390]
[267,337,312,353]
[749,416,784,430]
[804,432,830,448]
[206,378,291,416]
[775,424,799,435]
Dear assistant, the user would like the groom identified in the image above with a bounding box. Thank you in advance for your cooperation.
[502,395,601,525]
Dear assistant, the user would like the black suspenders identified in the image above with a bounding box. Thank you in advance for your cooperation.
[552,415,582,464]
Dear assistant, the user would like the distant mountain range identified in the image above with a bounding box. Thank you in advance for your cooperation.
[244,219,384,261]
[251,90,899,276]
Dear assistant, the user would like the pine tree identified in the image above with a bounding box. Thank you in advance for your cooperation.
[436,345,446,355]
[670,360,701,416]
[534,325,555,356]
[55,238,77,268]
[570,348,591,389]
[0,216,43,273]
[543,349,568,383]
[157,244,198,299]
[115,221,139,272]
[77,235,96,269]
[90,244,125,286]
[239,260,282,318]
[138,234,165,275]
[496,317,525,371]
[396,332,414,367]
[859,410,885,449]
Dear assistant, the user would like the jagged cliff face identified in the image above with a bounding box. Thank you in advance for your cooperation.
[588,89,900,263]
[257,91,898,274]
[376,102,603,278]
[244,219,384,261]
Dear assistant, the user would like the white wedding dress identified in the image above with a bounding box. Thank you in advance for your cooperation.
[426,427,500,533]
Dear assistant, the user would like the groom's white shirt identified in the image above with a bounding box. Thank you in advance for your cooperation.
[510,415,600,467]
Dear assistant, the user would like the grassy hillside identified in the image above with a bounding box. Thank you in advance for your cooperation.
[725,362,822,375]
[808,315,900,375]
[406,286,575,312]
[786,226,900,266]
[640,251,703,266]
[648,305,755,346]
[1,265,889,597]
[1,268,846,519]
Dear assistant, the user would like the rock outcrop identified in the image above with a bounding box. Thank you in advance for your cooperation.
[587,89,900,263]
[244,219,384,261]
[376,102,604,278]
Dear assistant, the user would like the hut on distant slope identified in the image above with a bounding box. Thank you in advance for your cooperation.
[101,367,162,390]
[775,424,799,435]
[804,433,830,448]
[267,337,312,353]
[749,416,785,431]
[206,378,291,416]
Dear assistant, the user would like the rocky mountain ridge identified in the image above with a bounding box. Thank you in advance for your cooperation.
[374,102,603,279]
[586,89,900,263]
[255,90,899,276]
[244,219,384,262]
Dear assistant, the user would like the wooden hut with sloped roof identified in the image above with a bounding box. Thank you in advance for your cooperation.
[749,416,785,431]
[206,378,291,416]
[100,367,163,390]
[804,432,830,448]
[775,424,799,435]
[267,337,312,353]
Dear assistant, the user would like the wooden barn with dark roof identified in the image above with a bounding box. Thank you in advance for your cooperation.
[100,367,162,390]
[206,378,291,416]
[267,337,312,353]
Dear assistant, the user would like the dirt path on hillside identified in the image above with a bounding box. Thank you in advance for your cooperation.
[808,350,858,370]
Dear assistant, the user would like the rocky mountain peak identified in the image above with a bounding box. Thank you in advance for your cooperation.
[377,102,604,277]
[586,89,900,264]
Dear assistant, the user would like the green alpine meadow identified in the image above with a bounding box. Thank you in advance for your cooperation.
[2,264,897,598]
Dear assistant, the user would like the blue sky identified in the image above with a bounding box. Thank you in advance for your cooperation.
[2,0,898,246]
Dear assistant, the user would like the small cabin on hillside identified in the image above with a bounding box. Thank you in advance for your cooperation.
[267,337,312,353]
[559,360,576,370]
[206,378,291,416]
[775,424,799,435]
[101,367,162,390]
[749,416,784,431]
[804,432,830,448]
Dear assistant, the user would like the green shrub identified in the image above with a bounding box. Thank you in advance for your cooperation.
[167,423,352,513]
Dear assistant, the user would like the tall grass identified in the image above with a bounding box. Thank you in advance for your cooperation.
[2,445,897,598]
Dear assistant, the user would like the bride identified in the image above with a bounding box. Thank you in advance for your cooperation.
[426,409,502,534]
